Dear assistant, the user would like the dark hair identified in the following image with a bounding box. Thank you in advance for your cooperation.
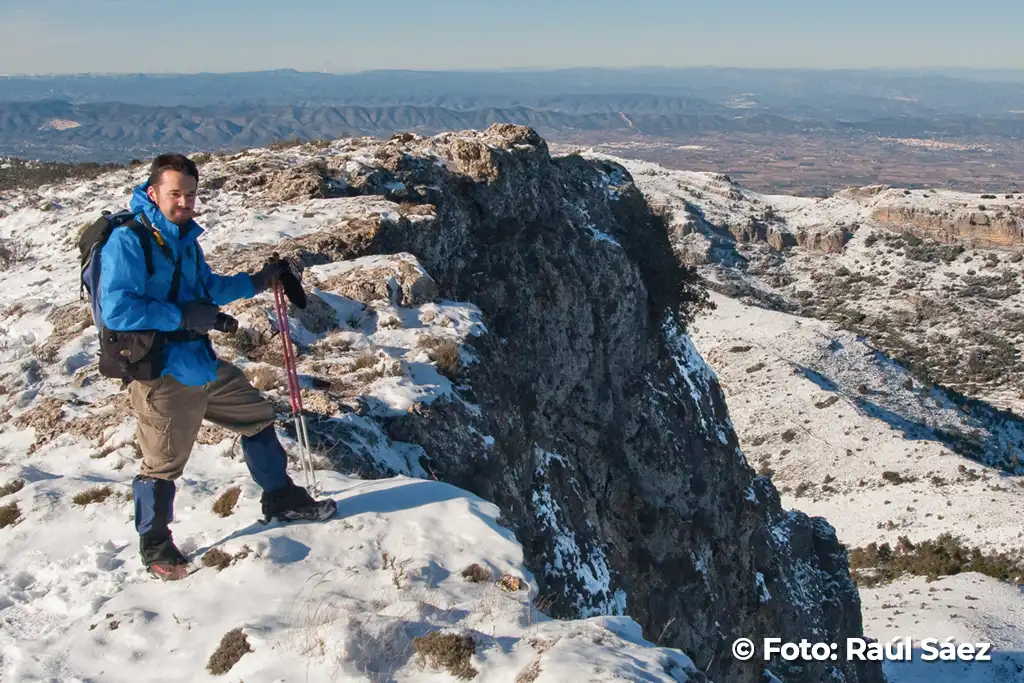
[148,153,199,187]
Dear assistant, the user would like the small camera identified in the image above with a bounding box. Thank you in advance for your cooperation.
[214,313,239,334]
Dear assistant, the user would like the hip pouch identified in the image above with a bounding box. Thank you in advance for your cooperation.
[97,328,167,382]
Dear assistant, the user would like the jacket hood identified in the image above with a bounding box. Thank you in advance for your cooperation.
[129,182,203,243]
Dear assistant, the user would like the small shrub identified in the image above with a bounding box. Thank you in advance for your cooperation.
[849,533,1024,586]
[814,395,840,409]
[207,628,253,675]
[212,486,241,517]
[352,350,377,370]
[0,478,25,497]
[0,237,30,268]
[881,471,917,485]
[419,335,462,380]
[413,631,478,680]
[780,429,797,442]
[267,137,307,150]
[0,501,20,528]
[73,485,114,506]
[461,563,491,583]
[31,343,59,364]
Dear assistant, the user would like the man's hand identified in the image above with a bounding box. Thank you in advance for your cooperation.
[177,301,219,334]
[250,259,289,294]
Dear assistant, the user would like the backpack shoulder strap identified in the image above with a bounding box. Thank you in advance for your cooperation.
[134,213,182,303]
[125,222,156,276]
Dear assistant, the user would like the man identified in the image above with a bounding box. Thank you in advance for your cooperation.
[98,153,335,580]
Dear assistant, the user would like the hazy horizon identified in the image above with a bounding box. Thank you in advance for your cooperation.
[5,66,1024,77]
[2,0,1023,74]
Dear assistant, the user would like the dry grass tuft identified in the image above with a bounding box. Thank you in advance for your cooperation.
[307,332,353,358]
[212,486,241,517]
[412,631,478,680]
[0,478,25,497]
[515,659,542,683]
[73,485,114,506]
[207,628,253,675]
[419,335,461,381]
[352,349,378,370]
[42,301,94,351]
[461,563,491,583]
[203,548,234,570]
[248,341,286,368]
[16,394,133,454]
[203,545,254,572]
[14,398,66,453]
[0,501,20,528]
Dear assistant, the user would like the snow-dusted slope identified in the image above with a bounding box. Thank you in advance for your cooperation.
[0,144,703,682]
[689,291,1024,683]
[564,148,1024,422]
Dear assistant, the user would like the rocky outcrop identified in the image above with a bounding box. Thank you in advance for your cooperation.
[872,205,1024,250]
[794,226,851,253]
[202,125,883,683]
[312,253,438,307]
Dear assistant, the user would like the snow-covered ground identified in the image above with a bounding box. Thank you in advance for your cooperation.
[0,143,703,682]
[690,291,1024,683]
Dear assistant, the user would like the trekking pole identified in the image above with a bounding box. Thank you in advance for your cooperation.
[272,276,319,495]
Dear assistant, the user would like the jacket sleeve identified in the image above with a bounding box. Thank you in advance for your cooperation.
[196,244,256,305]
[98,229,184,332]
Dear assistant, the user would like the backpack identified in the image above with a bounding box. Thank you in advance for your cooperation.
[78,209,184,383]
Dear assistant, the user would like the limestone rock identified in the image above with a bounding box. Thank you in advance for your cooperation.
[315,253,438,307]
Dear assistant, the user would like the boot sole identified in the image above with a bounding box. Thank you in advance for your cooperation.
[263,499,337,524]
[147,563,195,581]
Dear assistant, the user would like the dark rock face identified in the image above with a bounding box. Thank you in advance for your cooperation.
[208,125,883,683]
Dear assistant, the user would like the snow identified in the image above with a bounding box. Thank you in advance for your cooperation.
[690,290,1024,682]
[586,224,622,247]
[755,572,771,604]
[0,468,699,682]
[530,482,620,619]
[0,145,700,682]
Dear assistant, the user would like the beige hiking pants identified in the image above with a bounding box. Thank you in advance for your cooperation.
[128,360,276,480]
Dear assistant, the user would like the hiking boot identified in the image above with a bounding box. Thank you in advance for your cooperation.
[261,483,336,523]
[140,535,191,581]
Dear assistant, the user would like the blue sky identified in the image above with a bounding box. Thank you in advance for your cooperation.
[1,0,1021,74]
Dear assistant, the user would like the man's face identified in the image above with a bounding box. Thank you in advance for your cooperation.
[146,169,197,225]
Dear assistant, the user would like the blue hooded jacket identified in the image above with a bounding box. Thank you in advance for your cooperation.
[97,182,256,386]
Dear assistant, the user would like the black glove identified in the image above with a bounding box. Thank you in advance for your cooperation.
[177,301,219,334]
[250,256,307,309]
[250,259,289,294]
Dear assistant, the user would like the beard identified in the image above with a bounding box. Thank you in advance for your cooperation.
[168,208,193,225]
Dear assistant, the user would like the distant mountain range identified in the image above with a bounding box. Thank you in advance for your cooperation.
[1,68,1023,162]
